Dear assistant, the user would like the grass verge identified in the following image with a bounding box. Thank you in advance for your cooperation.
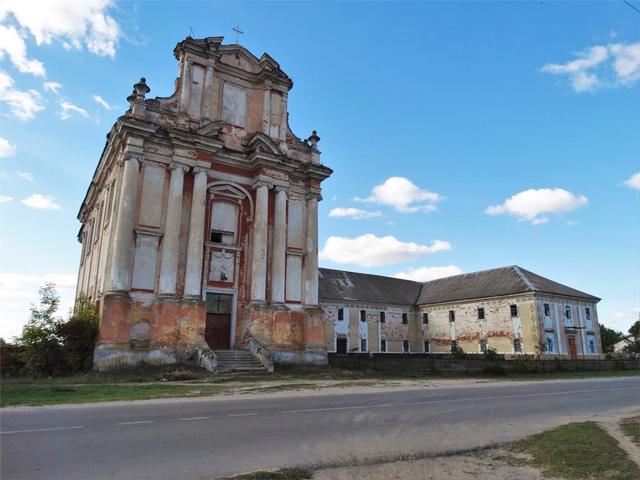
[218,468,312,480]
[512,421,640,480]
[2,364,638,407]
[620,416,640,447]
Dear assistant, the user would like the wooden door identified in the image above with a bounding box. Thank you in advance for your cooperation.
[568,337,577,359]
[336,337,347,354]
[205,292,234,350]
[205,313,231,349]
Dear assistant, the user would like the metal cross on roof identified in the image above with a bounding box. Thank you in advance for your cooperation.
[232,25,244,44]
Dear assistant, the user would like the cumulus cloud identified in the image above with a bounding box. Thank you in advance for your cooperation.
[59,100,88,119]
[601,307,640,333]
[0,0,121,58]
[0,272,77,339]
[319,234,451,267]
[355,177,443,213]
[0,24,45,76]
[43,81,62,93]
[0,136,16,157]
[0,70,44,120]
[623,172,640,190]
[21,193,61,210]
[92,94,113,109]
[393,265,464,282]
[329,207,382,219]
[486,188,588,225]
[0,195,14,203]
[16,170,33,181]
[541,42,640,92]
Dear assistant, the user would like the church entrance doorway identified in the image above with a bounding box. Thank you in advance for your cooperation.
[336,336,347,354]
[205,292,234,350]
[567,336,577,359]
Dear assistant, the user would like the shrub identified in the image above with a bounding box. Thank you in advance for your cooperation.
[512,358,539,374]
[483,364,507,376]
[483,347,500,361]
[57,295,99,373]
[452,346,466,359]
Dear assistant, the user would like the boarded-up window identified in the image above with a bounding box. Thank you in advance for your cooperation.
[210,201,238,244]
[131,233,159,290]
[187,64,205,117]
[287,197,305,248]
[139,164,165,228]
[221,82,246,127]
[285,254,302,301]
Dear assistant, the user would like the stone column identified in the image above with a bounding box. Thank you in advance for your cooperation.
[250,182,270,302]
[303,193,319,306]
[271,187,287,303]
[184,168,208,298]
[107,154,140,292]
[158,164,186,295]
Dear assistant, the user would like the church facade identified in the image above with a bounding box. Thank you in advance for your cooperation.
[76,36,601,370]
[76,36,331,369]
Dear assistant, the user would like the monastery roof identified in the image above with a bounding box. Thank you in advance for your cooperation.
[319,266,600,306]
[416,265,600,305]
[318,268,423,306]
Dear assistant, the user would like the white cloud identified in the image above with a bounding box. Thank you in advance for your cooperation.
[43,81,62,93]
[0,0,121,58]
[0,136,16,157]
[92,94,112,109]
[486,188,588,225]
[0,272,77,340]
[59,100,88,119]
[0,70,44,120]
[542,42,640,92]
[21,193,61,210]
[0,24,45,76]
[0,195,14,203]
[355,176,443,213]
[319,234,451,267]
[623,172,640,190]
[393,265,464,282]
[329,207,382,219]
[601,307,640,334]
[16,170,33,181]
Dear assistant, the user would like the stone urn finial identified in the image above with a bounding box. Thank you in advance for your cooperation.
[307,130,320,150]
[127,77,150,118]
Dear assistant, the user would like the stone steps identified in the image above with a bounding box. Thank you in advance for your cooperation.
[214,349,269,373]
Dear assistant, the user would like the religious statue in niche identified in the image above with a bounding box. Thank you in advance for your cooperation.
[210,251,235,283]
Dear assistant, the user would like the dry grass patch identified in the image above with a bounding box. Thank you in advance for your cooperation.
[619,416,640,448]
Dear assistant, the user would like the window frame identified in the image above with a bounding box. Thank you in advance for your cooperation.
[360,309,366,322]
[477,307,485,320]
[422,312,429,325]
[513,339,522,353]
[449,310,455,322]
[337,307,344,321]
[402,340,410,353]
[379,311,385,323]
[402,312,408,325]
[510,304,518,318]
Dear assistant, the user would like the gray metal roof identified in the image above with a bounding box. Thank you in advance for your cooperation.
[318,268,423,306]
[319,266,599,306]
[416,266,600,305]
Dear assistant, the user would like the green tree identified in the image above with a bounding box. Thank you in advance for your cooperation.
[623,317,640,356]
[58,294,99,372]
[19,283,63,375]
[599,324,624,354]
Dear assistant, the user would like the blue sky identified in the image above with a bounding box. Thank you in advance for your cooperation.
[0,1,638,339]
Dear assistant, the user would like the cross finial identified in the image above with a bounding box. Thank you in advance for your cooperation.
[232,25,244,44]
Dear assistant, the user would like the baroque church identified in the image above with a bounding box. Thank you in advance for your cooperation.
[76,36,601,371]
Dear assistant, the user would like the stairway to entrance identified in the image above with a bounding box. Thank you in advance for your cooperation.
[213,349,269,373]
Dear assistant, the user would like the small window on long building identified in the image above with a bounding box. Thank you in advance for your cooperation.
[380,339,387,352]
[337,308,344,321]
[478,307,485,320]
[422,312,429,325]
[380,311,385,323]
[510,304,518,317]
[449,310,455,322]
[360,310,366,322]
[402,340,410,353]
[402,312,408,324]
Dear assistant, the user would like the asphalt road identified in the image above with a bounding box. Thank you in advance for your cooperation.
[2,376,639,480]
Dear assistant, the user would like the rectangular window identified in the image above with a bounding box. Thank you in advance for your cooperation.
[451,340,457,353]
[424,340,430,353]
[478,307,485,320]
[221,82,247,127]
[565,305,572,319]
[510,304,518,317]
[379,311,385,323]
[337,308,344,321]
[513,339,522,353]
[585,307,591,320]
[544,303,551,317]
[360,338,367,352]
[402,340,410,353]
[449,310,455,322]
[587,335,596,354]
[480,340,487,352]
[422,312,429,325]
[380,339,387,353]
[360,310,366,322]
[402,312,408,324]
[545,332,555,353]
